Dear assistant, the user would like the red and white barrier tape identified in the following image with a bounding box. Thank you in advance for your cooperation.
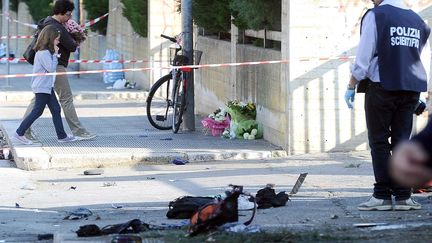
[82,7,118,28]
[0,35,33,40]
[0,58,169,63]
[0,6,119,33]
[0,33,138,39]
[0,56,356,79]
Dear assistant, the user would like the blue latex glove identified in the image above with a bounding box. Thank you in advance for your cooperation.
[344,89,355,109]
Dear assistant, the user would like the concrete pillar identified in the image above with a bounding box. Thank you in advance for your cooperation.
[281,0,290,153]
[230,19,238,100]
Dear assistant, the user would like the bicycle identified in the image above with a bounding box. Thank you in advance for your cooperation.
[146,34,202,133]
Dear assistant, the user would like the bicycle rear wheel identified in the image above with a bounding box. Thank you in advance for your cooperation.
[172,74,186,133]
[146,74,174,130]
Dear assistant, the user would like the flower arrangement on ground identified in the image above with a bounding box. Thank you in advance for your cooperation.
[63,19,87,45]
[226,100,256,122]
[201,108,230,137]
[226,100,263,140]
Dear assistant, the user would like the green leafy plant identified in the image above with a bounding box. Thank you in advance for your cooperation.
[83,0,108,35]
[193,0,231,34]
[121,0,148,37]
[230,0,281,31]
[227,100,256,122]
[23,0,52,22]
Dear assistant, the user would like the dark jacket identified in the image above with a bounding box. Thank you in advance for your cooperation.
[411,118,432,167]
[37,16,77,67]
[372,5,430,92]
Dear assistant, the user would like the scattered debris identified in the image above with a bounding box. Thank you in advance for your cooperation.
[166,196,216,219]
[111,235,142,242]
[20,184,36,190]
[237,195,255,211]
[76,219,144,237]
[289,173,308,195]
[15,203,20,208]
[160,138,173,141]
[221,222,261,233]
[331,214,339,219]
[103,182,117,187]
[345,163,361,168]
[83,169,104,175]
[111,203,123,209]
[146,177,155,180]
[69,186,77,190]
[256,185,289,209]
[172,158,189,165]
[353,223,388,228]
[64,208,93,220]
[188,185,256,236]
[37,234,53,241]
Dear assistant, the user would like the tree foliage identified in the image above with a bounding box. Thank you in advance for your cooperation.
[121,0,148,37]
[83,0,108,35]
[177,0,281,34]
[23,0,52,23]
[191,0,231,34]
[230,0,281,31]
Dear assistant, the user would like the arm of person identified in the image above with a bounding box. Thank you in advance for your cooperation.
[391,120,432,187]
[411,119,432,165]
[38,51,58,73]
[58,26,78,53]
[349,11,377,86]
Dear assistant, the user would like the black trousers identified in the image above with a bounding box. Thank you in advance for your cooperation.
[365,83,419,200]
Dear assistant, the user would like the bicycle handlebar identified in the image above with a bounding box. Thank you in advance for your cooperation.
[160,34,177,43]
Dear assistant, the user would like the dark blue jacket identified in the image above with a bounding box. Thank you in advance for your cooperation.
[373,5,430,92]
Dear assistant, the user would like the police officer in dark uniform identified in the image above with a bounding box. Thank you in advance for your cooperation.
[344,0,430,211]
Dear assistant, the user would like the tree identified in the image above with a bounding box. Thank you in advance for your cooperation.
[121,0,147,37]
[230,0,281,31]
[191,0,231,34]
[23,0,52,23]
[83,0,108,35]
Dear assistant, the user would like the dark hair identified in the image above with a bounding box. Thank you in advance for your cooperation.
[33,25,60,54]
[52,0,75,15]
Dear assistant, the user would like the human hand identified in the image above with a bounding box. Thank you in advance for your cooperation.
[391,142,432,188]
[344,89,355,109]
[54,45,59,55]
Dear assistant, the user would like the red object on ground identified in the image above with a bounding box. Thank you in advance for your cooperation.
[413,180,432,193]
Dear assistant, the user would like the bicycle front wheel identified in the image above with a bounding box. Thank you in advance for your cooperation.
[146,74,174,130]
[172,74,186,133]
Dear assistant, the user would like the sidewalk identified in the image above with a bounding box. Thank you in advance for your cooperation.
[0,63,286,170]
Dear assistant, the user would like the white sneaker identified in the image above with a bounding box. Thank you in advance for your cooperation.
[238,195,255,211]
[357,196,392,211]
[58,135,77,143]
[14,133,33,145]
[75,132,97,141]
[394,198,421,211]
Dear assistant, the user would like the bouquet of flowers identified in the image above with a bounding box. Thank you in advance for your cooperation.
[201,108,230,137]
[226,100,263,139]
[227,100,256,123]
[63,19,87,44]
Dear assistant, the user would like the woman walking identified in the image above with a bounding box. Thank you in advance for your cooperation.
[14,25,76,145]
